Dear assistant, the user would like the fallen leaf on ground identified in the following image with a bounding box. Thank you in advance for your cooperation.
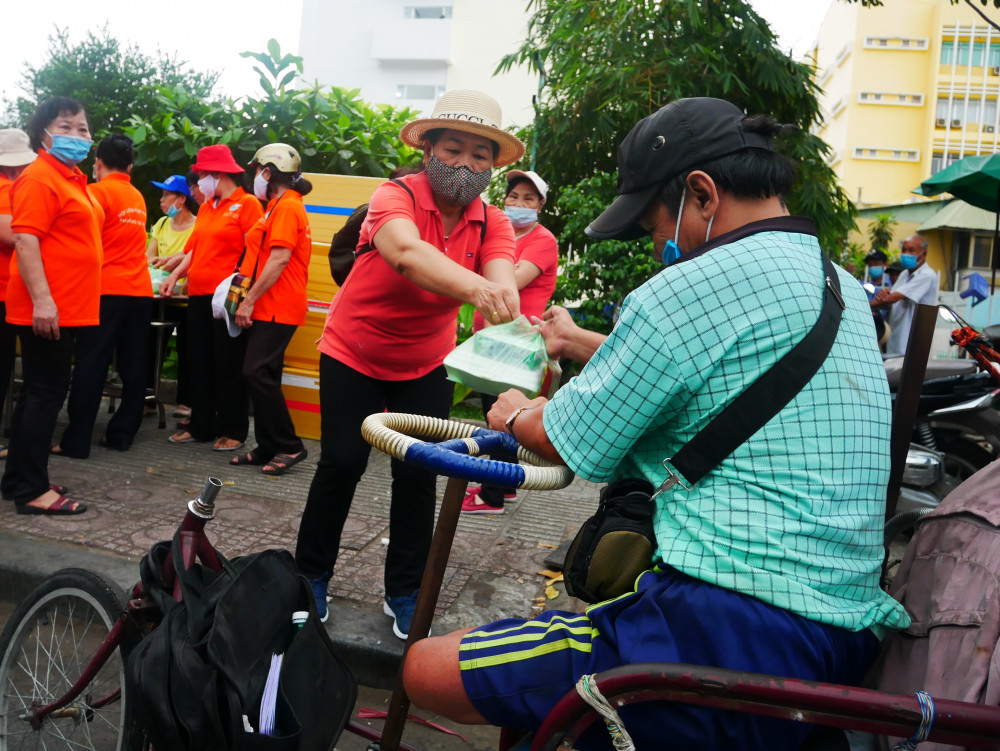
[545,573,564,586]
[537,569,561,579]
[537,542,558,549]
[222,480,235,486]
[545,585,559,600]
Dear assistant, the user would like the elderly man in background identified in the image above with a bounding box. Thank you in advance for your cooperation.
[873,234,938,356]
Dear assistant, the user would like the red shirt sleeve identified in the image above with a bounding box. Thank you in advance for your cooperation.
[265,199,300,251]
[517,225,558,273]
[10,175,60,236]
[363,180,414,243]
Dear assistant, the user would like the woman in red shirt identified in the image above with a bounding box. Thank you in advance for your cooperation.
[160,145,263,451]
[54,134,150,458]
[230,144,312,476]
[0,129,36,460]
[295,90,522,640]
[2,97,100,516]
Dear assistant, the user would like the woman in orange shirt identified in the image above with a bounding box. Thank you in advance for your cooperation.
[2,97,100,516]
[161,145,262,450]
[230,144,312,476]
[0,129,36,459]
[54,134,150,457]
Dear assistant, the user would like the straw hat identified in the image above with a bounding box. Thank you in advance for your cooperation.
[400,90,525,168]
[0,129,37,167]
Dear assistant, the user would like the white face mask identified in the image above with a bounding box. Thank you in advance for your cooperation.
[253,170,269,201]
[198,174,219,200]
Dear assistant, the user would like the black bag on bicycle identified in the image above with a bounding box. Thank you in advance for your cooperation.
[127,532,356,751]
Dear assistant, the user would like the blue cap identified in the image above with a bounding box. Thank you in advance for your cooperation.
[150,174,191,197]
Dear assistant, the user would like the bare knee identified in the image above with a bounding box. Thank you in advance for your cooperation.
[403,628,487,725]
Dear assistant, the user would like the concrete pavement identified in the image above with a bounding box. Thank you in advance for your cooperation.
[0,399,600,689]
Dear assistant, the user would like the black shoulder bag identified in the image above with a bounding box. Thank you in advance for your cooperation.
[564,254,847,604]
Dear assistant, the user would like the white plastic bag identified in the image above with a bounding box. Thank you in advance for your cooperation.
[444,315,561,398]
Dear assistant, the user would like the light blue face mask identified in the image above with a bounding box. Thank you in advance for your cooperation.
[166,204,180,218]
[504,205,538,229]
[899,253,918,270]
[661,186,714,266]
[868,265,884,279]
[45,129,93,166]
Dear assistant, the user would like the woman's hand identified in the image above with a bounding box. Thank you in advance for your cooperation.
[159,274,178,298]
[235,299,254,329]
[531,305,607,365]
[152,253,184,272]
[472,279,520,325]
[32,296,59,340]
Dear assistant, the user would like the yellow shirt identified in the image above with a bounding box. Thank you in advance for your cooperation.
[151,214,195,257]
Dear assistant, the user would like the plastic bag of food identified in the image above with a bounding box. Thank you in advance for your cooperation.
[444,315,561,398]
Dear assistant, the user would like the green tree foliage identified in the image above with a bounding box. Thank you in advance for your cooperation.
[1,26,218,136]
[498,0,855,332]
[124,41,420,195]
[868,213,898,253]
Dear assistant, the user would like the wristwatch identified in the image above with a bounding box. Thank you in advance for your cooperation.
[505,406,532,435]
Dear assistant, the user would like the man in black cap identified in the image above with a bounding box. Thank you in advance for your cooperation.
[864,249,891,347]
[401,98,908,749]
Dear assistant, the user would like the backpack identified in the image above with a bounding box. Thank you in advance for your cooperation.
[127,532,356,751]
[328,178,487,285]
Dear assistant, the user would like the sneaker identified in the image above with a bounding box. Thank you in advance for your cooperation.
[383,590,424,640]
[503,491,517,502]
[308,573,331,623]
[462,492,505,514]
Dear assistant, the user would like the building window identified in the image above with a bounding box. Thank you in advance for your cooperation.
[858,91,923,106]
[986,99,997,125]
[974,42,987,66]
[395,84,446,100]
[932,154,943,174]
[942,40,954,65]
[864,36,929,50]
[991,44,1000,67]
[972,235,994,268]
[829,97,846,117]
[403,5,453,19]
[958,41,971,66]
[853,146,920,162]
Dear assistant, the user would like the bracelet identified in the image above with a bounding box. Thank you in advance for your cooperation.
[504,406,532,435]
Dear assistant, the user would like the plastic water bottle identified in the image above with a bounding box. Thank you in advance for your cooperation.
[286,611,308,651]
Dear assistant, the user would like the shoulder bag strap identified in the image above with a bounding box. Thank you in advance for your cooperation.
[666,254,846,489]
[232,191,288,282]
[356,178,414,258]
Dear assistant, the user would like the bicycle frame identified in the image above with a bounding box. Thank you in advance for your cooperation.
[22,478,224,731]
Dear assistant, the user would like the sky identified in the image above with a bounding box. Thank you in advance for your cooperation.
[3,0,831,107]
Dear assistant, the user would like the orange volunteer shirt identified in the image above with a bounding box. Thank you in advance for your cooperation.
[88,172,150,297]
[320,171,516,380]
[0,174,14,301]
[183,187,263,296]
[240,190,311,325]
[8,150,103,327]
[473,222,559,331]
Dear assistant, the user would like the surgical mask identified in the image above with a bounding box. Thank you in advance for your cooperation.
[45,129,92,166]
[661,186,715,266]
[253,171,269,201]
[504,206,538,229]
[425,154,491,206]
[166,204,180,218]
[198,175,219,200]
[900,253,918,270]
[868,266,884,279]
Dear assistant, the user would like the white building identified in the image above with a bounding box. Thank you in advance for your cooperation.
[298,0,538,128]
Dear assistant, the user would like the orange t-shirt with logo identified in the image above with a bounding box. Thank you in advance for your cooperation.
[88,172,150,297]
[0,174,14,301]
[319,172,516,380]
[183,187,263,296]
[8,150,103,327]
[240,190,311,325]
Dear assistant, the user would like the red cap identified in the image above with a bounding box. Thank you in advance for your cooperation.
[191,144,244,174]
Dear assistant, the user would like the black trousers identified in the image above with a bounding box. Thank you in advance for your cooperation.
[0,302,17,431]
[294,355,453,598]
[477,392,517,507]
[60,295,152,456]
[185,295,249,442]
[1,327,75,504]
[243,320,302,458]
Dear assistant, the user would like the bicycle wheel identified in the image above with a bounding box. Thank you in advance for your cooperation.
[0,568,143,751]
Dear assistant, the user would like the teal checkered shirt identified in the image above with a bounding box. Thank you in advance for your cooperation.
[545,218,910,635]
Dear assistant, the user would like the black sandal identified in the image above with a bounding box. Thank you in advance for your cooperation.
[230,448,272,466]
[261,449,309,476]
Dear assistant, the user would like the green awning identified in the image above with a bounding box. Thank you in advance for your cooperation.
[917,199,998,232]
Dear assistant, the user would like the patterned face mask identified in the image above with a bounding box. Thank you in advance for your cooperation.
[425,154,492,206]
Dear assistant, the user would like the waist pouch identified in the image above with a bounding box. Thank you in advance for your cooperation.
[563,478,656,604]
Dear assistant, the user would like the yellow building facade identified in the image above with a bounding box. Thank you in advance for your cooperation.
[815,0,1000,298]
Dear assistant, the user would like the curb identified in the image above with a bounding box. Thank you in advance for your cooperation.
[0,532,403,689]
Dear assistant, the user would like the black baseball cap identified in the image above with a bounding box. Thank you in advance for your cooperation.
[865,249,888,263]
[586,98,775,241]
